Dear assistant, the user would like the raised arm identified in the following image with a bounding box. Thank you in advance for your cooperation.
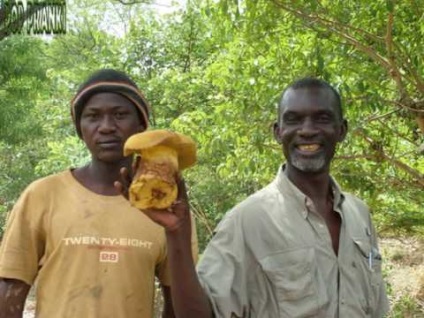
[164,216,213,318]
[115,170,213,317]
[139,178,213,318]
[0,278,31,318]
[161,285,175,318]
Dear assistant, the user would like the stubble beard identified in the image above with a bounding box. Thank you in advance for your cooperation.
[290,153,327,173]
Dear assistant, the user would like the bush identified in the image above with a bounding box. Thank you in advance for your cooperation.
[0,204,7,239]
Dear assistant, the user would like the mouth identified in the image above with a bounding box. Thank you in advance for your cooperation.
[97,140,122,148]
[295,144,322,154]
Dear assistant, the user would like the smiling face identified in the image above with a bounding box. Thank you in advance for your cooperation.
[274,87,347,174]
[80,92,144,163]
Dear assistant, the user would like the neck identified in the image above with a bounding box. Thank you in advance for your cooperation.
[285,164,332,202]
[74,157,133,196]
[88,157,132,183]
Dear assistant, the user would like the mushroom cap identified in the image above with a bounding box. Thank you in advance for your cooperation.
[124,129,197,170]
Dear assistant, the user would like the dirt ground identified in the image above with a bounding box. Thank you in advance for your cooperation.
[380,238,424,317]
[23,238,423,317]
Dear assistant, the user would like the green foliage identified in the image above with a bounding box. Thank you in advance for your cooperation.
[0,140,48,214]
[212,0,424,237]
[0,36,53,229]
[387,294,422,318]
[0,0,423,245]
[0,36,48,143]
[0,4,422,318]
[35,137,90,176]
[0,203,6,237]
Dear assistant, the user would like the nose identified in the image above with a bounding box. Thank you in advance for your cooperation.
[297,117,318,137]
[98,115,116,133]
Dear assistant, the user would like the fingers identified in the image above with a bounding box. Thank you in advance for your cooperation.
[120,167,130,184]
[114,181,123,194]
[175,173,189,202]
[131,156,141,175]
[144,207,170,214]
[115,167,131,199]
[142,208,186,232]
[114,180,129,199]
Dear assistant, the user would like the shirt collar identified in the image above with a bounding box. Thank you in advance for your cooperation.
[274,165,345,219]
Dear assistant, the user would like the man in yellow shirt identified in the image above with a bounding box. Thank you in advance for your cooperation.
[144,78,389,317]
[0,69,197,318]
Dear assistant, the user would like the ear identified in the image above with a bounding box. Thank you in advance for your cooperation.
[273,122,283,144]
[338,119,348,142]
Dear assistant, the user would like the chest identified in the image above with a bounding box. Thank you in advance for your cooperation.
[245,203,379,317]
[313,200,341,255]
[43,197,166,267]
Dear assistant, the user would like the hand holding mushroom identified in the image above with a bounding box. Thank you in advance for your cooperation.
[123,129,196,210]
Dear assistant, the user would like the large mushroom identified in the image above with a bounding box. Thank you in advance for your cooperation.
[123,129,197,209]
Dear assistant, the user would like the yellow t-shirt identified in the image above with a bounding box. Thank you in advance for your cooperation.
[0,170,198,318]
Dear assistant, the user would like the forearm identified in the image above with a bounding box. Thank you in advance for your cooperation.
[166,223,213,318]
[162,308,175,318]
[0,278,30,318]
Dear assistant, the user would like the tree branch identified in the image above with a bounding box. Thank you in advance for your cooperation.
[189,201,214,236]
[392,41,424,95]
[385,9,406,99]
[271,1,391,70]
[362,108,401,123]
[375,118,420,146]
[355,130,424,188]
[288,1,385,44]
[114,0,171,7]
[381,98,424,113]
[335,154,376,160]
[271,0,424,112]
[183,14,196,73]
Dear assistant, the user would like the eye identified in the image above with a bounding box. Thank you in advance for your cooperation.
[114,111,129,119]
[283,113,301,124]
[83,113,99,121]
[315,113,332,123]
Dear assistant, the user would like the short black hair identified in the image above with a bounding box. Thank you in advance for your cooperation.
[278,77,343,122]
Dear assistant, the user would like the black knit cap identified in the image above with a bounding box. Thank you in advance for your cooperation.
[71,69,150,138]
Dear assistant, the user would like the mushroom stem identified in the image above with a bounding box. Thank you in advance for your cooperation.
[140,145,179,171]
[129,162,178,209]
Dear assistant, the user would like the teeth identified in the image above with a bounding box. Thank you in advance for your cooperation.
[298,144,320,152]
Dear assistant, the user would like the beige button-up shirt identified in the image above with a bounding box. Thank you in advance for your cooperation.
[197,167,389,318]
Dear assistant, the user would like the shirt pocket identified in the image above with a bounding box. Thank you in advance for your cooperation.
[353,237,383,273]
[260,247,323,318]
[352,237,383,315]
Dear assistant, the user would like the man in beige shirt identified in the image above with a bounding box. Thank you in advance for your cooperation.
[144,77,389,317]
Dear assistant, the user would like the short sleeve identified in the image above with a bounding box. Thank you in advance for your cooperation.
[156,213,199,286]
[0,184,46,285]
[196,212,250,318]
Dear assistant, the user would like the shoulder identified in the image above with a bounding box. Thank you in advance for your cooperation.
[6,171,70,228]
[20,170,70,199]
[341,192,370,214]
[232,182,277,211]
[28,170,69,189]
[216,182,282,230]
[340,192,375,235]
